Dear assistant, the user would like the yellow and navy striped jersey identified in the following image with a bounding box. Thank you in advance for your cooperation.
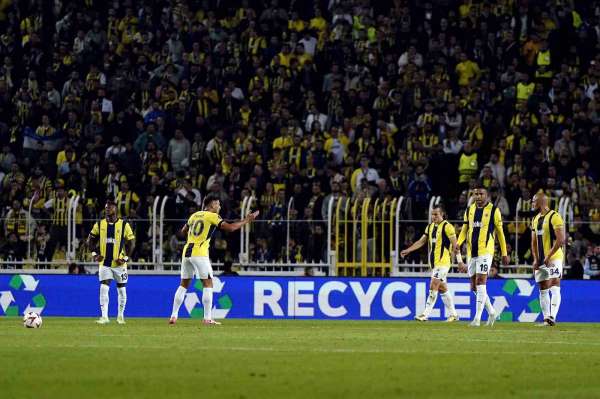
[116,190,140,218]
[531,210,565,263]
[458,202,508,258]
[90,219,135,267]
[424,221,456,268]
[182,211,223,258]
[49,195,69,226]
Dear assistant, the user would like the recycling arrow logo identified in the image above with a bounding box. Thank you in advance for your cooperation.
[497,279,540,322]
[0,290,16,316]
[0,275,46,316]
[183,276,232,319]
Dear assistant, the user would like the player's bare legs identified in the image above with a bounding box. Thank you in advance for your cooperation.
[97,280,111,324]
[169,278,192,324]
[201,277,221,325]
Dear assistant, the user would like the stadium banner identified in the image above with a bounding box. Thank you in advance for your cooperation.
[1,274,599,322]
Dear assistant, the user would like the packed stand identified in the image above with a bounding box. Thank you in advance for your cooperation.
[0,0,598,274]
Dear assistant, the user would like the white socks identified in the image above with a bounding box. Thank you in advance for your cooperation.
[422,290,438,317]
[485,296,495,315]
[202,288,213,320]
[100,284,109,319]
[171,286,187,318]
[550,286,561,320]
[117,287,127,318]
[170,285,215,321]
[539,289,551,319]
[474,285,487,322]
[440,291,457,317]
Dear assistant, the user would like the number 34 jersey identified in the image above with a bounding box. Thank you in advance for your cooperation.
[182,211,223,258]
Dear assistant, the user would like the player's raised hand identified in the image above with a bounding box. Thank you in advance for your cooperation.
[532,259,539,270]
[400,249,409,258]
[248,210,260,220]
[92,253,104,262]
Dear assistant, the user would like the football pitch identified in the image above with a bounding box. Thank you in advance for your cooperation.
[1,318,599,399]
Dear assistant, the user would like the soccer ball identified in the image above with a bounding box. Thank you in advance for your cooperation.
[23,312,43,328]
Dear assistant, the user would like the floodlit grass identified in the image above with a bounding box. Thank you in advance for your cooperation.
[1,318,599,399]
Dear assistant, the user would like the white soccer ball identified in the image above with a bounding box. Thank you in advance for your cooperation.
[23,312,43,328]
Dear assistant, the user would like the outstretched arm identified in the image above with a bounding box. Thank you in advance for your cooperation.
[220,211,259,233]
[400,235,427,258]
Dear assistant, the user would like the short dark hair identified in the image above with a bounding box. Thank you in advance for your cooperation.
[431,204,446,217]
[203,194,220,208]
[474,180,487,190]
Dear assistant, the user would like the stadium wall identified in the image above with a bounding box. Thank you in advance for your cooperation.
[1,274,598,322]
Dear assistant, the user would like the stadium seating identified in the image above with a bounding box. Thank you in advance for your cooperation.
[0,0,598,274]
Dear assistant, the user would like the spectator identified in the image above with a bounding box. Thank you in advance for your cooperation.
[221,260,239,276]
[105,136,126,161]
[398,45,424,73]
[0,145,16,172]
[489,186,510,218]
[484,151,506,188]
[455,52,481,87]
[167,128,191,172]
[0,0,597,270]
[583,246,600,279]
[1,232,25,267]
[305,104,328,133]
[351,155,380,192]
[407,164,432,218]
[324,126,349,165]
[134,122,166,154]
[443,129,463,155]
[489,263,501,279]
[458,142,478,192]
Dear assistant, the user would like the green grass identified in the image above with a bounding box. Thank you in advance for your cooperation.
[1,318,600,399]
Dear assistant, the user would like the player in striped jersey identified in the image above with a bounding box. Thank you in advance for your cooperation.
[457,182,509,327]
[531,192,566,326]
[401,206,460,322]
[169,194,259,325]
[87,197,136,324]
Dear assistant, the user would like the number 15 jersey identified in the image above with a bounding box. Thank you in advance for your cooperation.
[182,211,223,258]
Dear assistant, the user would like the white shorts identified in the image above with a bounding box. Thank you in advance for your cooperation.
[99,266,128,284]
[467,255,493,277]
[431,267,450,282]
[181,256,213,280]
[535,259,563,282]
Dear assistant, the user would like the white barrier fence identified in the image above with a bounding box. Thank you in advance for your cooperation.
[0,194,586,276]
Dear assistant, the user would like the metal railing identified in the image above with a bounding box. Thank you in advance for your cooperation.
[0,193,597,276]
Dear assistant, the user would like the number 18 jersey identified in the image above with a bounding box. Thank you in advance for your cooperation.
[182,211,223,258]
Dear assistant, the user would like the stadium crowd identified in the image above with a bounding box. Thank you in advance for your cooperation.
[0,0,598,274]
